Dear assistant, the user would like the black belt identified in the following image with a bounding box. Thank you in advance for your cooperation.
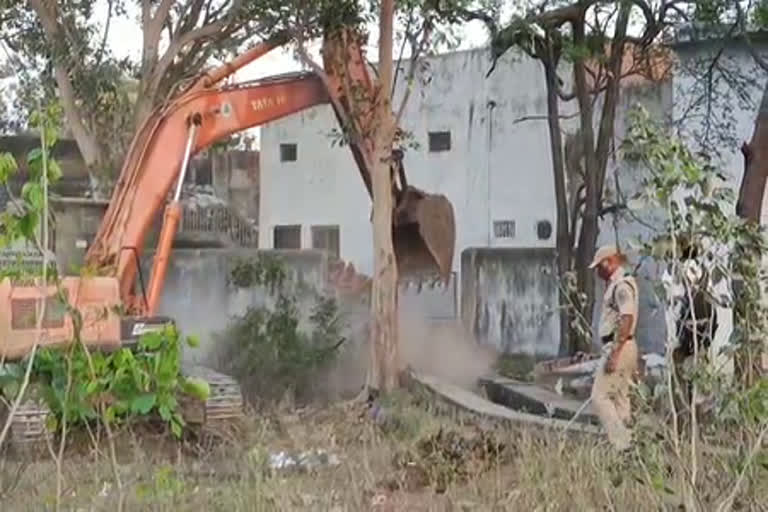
[601,335,635,344]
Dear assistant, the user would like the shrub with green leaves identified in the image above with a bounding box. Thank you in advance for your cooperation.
[12,325,209,439]
[0,103,62,249]
[215,257,346,406]
[619,105,768,506]
[623,105,768,435]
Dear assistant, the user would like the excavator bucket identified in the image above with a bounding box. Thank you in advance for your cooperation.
[393,185,456,281]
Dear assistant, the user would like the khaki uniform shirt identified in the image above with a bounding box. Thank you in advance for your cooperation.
[598,267,639,342]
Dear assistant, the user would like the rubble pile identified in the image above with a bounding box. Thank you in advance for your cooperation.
[533,351,669,399]
[182,184,227,210]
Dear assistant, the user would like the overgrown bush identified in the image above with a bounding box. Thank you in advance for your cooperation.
[214,256,346,406]
[622,106,768,507]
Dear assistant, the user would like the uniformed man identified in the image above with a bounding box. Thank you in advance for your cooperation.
[589,244,639,451]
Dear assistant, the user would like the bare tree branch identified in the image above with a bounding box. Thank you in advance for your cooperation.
[26,0,103,169]
[95,0,114,66]
[395,19,432,125]
[513,111,580,124]
[735,0,768,72]
[147,0,176,51]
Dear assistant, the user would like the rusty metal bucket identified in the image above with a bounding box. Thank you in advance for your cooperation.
[392,185,456,281]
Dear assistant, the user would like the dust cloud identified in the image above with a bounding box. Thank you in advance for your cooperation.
[322,301,499,399]
[398,304,498,391]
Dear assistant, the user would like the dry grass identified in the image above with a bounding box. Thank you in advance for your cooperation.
[0,392,766,511]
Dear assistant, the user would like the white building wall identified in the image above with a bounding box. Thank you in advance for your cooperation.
[259,105,373,270]
[260,49,559,277]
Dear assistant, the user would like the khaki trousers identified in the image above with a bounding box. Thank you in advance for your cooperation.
[591,339,638,450]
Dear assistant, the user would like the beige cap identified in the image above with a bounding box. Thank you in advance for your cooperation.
[588,244,621,269]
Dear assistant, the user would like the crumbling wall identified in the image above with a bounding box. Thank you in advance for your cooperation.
[461,247,559,357]
[141,248,331,365]
[50,198,109,272]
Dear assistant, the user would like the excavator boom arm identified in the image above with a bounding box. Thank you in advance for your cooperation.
[86,73,330,306]
[86,30,455,314]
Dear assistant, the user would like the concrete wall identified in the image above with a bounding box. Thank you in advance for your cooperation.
[141,248,331,365]
[50,198,109,273]
[460,247,559,356]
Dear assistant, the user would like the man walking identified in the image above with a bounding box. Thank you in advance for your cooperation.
[589,245,639,451]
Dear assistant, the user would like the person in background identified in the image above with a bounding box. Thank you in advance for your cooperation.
[671,238,718,427]
[589,245,639,452]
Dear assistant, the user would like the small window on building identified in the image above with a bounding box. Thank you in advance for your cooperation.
[280,143,298,162]
[493,220,516,239]
[273,224,301,249]
[312,225,340,260]
[428,131,451,152]
[536,220,553,240]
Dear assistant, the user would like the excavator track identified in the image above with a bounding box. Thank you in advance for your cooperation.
[2,396,49,454]
[179,364,245,435]
[2,366,244,454]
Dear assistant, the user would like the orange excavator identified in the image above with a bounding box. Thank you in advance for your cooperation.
[0,29,455,444]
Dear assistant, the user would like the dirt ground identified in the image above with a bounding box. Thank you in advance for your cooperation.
[1,392,765,512]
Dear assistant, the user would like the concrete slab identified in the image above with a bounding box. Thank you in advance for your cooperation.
[533,353,602,378]
[479,376,599,425]
[405,370,601,437]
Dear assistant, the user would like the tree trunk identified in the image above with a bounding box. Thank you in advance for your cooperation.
[572,16,600,352]
[368,0,400,392]
[733,81,768,385]
[540,41,573,355]
[736,83,768,222]
[594,2,631,199]
[569,6,630,353]
[28,0,105,174]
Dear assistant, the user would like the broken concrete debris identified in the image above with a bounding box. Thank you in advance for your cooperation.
[481,351,671,423]
[534,351,669,397]
[182,184,227,209]
[268,449,341,472]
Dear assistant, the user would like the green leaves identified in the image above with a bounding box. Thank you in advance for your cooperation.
[186,334,201,348]
[228,254,288,292]
[0,152,18,184]
[623,105,750,264]
[756,0,768,28]
[625,105,768,430]
[0,103,62,251]
[215,258,345,405]
[21,182,43,211]
[32,323,206,440]
[693,0,727,25]
[26,148,63,184]
[131,393,157,415]
[181,377,210,402]
[140,331,166,351]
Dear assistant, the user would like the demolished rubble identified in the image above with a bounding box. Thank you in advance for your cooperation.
[182,184,228,210]
[479,350,671,424]
[531,351,668,399]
